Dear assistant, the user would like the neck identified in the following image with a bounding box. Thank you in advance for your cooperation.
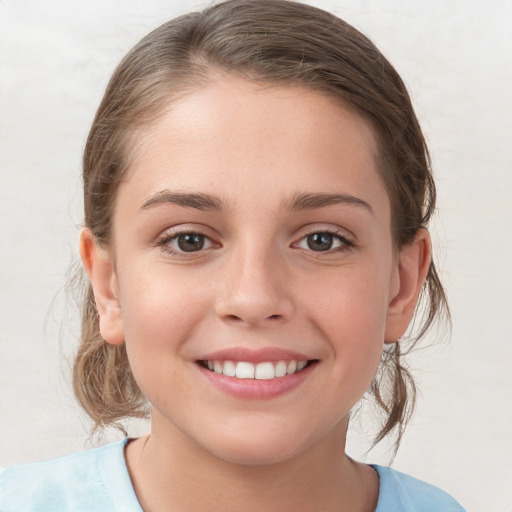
[125,413,378,512]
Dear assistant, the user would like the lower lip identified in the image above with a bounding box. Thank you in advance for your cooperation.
[196,362,317,400]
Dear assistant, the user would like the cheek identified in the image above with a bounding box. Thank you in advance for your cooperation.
[308,264,391,337]
[303,265,391,382]
[117,263,211,372]
[118,268,216,413]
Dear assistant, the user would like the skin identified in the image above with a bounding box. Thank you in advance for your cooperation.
[81,77,431,512]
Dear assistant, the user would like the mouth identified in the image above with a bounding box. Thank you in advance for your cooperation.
[197,359,316,380]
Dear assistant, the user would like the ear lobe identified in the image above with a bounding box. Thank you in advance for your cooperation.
[384,229,432,343]
[80,228,125,346]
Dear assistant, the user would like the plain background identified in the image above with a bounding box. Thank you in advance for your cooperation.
[1,1,511,510]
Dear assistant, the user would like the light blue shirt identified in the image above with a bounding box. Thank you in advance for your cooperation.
[0,439,465,511]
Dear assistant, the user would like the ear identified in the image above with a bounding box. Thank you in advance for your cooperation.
[384,229,432,343]
[80,228,124,345]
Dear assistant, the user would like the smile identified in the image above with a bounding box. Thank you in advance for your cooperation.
[201,360,310,380]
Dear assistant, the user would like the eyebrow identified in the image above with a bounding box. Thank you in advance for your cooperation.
[139,191,226,212]
[286,192,373,214]
[139,190,373,215]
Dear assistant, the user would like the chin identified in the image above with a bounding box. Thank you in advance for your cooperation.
[201,426,315,467]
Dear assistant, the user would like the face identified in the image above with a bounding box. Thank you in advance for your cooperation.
[89,77,421,465]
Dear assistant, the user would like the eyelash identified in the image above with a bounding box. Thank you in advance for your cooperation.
[293,229,354,255]
[155,228,355,257]
[155,230,217,258]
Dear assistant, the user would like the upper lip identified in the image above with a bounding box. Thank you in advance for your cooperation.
[197,347,314,364]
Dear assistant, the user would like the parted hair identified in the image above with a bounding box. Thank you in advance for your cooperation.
[73,0,449,451]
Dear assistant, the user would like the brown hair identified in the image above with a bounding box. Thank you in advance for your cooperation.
[73,0,449,450]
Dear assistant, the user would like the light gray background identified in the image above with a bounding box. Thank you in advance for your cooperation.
[1,1,511,510]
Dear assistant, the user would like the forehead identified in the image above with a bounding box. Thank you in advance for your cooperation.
[120,77,388,214]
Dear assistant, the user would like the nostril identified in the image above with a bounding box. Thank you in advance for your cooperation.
[221,313,283,325]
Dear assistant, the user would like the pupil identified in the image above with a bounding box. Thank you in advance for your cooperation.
[307,233,333,252]
[178,233,204,252]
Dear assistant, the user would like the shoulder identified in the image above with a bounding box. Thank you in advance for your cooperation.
[0,439,141,512]
[372,465,466,512]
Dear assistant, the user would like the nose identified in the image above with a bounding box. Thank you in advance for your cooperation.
[214,246,295,328]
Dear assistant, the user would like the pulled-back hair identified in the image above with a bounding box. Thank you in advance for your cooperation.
[73,0,449,451]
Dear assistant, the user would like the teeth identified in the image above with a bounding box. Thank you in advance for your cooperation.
[275,361,287,377]
[235,362,255,379]
[255,362,274,380]
[223,360,236,377]
[287,360,297,374]
[204,359,309,379]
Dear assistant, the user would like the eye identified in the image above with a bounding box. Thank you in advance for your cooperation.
[158,231,216,254]
[295,231,353,253]
[176,233,207,252]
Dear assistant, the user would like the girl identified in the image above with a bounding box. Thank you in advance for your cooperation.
[1,1,466,510]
